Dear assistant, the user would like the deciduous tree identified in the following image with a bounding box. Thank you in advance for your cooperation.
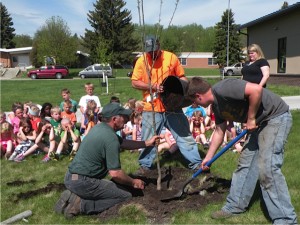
[13,34,33,48]
[31,16,77,67]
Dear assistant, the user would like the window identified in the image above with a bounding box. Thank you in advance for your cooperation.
[277,37,287,73]
[208,58,217,66]
[180,58,187,66]
[12,56,18,62]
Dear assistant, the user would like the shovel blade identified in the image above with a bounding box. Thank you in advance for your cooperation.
[160,177,194,202]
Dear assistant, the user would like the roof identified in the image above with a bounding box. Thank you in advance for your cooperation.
[0,47,32,54]
[239,2,300,30]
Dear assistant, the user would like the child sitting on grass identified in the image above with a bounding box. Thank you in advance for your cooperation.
[14,119,57,162]
[0,111,15,159]
[54,118,80,161]
[190,110,209,149]
[61,100,77,127]
[9,118,37,161]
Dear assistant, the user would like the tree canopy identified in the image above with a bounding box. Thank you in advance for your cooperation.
[82,0,138,67]
[0,3,16,49]
[13,34,33,48]
[213,9,242,68]
[31,16,77,67]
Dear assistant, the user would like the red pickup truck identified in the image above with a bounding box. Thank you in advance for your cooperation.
[27,65,69,79]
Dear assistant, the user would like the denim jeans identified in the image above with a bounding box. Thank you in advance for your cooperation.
[222,112,297,224]
[138,110,201,169]
[64,171,132,215]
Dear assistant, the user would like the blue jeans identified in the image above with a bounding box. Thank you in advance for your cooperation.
[222,112,297,224]
[64,171,132,215]
[138,110,201,170]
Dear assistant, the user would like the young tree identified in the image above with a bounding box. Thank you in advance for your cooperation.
[31,16,77,67]
[0,3,16,49]
[82,0,138,67]
[213,9,242,68]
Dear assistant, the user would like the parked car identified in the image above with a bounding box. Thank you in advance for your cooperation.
[223,62,244,76]
[78,64,113,79]
[27,65,69,79]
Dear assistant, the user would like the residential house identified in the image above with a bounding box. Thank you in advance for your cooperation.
[239,2,300,75]
[0,47,32,68]
[178,52,218,69]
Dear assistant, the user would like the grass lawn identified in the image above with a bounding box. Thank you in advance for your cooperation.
[0,74,299,224]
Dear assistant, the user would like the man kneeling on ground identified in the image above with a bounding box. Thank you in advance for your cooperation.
[54,102,159,219]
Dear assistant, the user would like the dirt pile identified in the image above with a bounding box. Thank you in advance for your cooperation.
[98,167,231,224]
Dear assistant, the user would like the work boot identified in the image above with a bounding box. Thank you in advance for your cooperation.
[211,210,234,219]
[64,193,81,219]
[54,189,72,214]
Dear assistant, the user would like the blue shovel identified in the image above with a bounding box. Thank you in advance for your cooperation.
[161,129,248,202]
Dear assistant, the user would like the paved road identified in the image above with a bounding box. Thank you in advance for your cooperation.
[281,96,300,110]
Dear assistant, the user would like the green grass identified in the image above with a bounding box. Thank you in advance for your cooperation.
[0,74,300,224]
[1,111,299,224]
[1,74,300,112]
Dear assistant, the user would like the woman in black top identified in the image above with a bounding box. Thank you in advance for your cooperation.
[241,44,270,88]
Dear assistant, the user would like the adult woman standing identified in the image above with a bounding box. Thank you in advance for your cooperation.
[241,44,270,88]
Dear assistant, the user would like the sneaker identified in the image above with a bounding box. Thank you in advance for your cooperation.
[69,150,76,161]
[211,210,234,219]
[8,152,18,161]
[14,153,25,162]
[203,143,210,150]
[49,152,59,161]
[42,154,51,162]
[54,190,72,214]
[64,193,81,219]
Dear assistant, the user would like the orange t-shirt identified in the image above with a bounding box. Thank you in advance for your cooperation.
[61,111,77,124]
[131,51,185,112]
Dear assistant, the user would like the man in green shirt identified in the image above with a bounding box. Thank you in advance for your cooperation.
[54,103,158,219]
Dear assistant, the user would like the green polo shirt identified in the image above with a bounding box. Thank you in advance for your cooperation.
[68,122,122,179]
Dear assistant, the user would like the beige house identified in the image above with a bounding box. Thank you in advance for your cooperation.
[0,47,32,68]
[239,2,300,75]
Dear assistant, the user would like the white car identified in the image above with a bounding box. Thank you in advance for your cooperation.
[223,62,244,76]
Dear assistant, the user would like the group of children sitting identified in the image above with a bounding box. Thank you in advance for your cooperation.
[0,82,244,162]
[0,83,98,162]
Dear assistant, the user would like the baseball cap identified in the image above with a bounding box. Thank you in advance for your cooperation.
[144,35,159,52]
[101,102,132,118]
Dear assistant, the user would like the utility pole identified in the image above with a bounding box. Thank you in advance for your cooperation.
[226,0,230,67]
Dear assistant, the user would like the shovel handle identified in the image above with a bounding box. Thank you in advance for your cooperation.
[192,129,248,178]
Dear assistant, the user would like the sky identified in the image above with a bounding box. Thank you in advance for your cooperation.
[2,0,299,38]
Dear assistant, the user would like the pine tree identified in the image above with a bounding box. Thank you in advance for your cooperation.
[0,3,16,48]
[213,9,242,68]
[82,0,138,67]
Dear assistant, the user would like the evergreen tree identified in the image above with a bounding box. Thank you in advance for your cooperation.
[0,3,16,48]
[213,9,242,68]
[82,0,138,67]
